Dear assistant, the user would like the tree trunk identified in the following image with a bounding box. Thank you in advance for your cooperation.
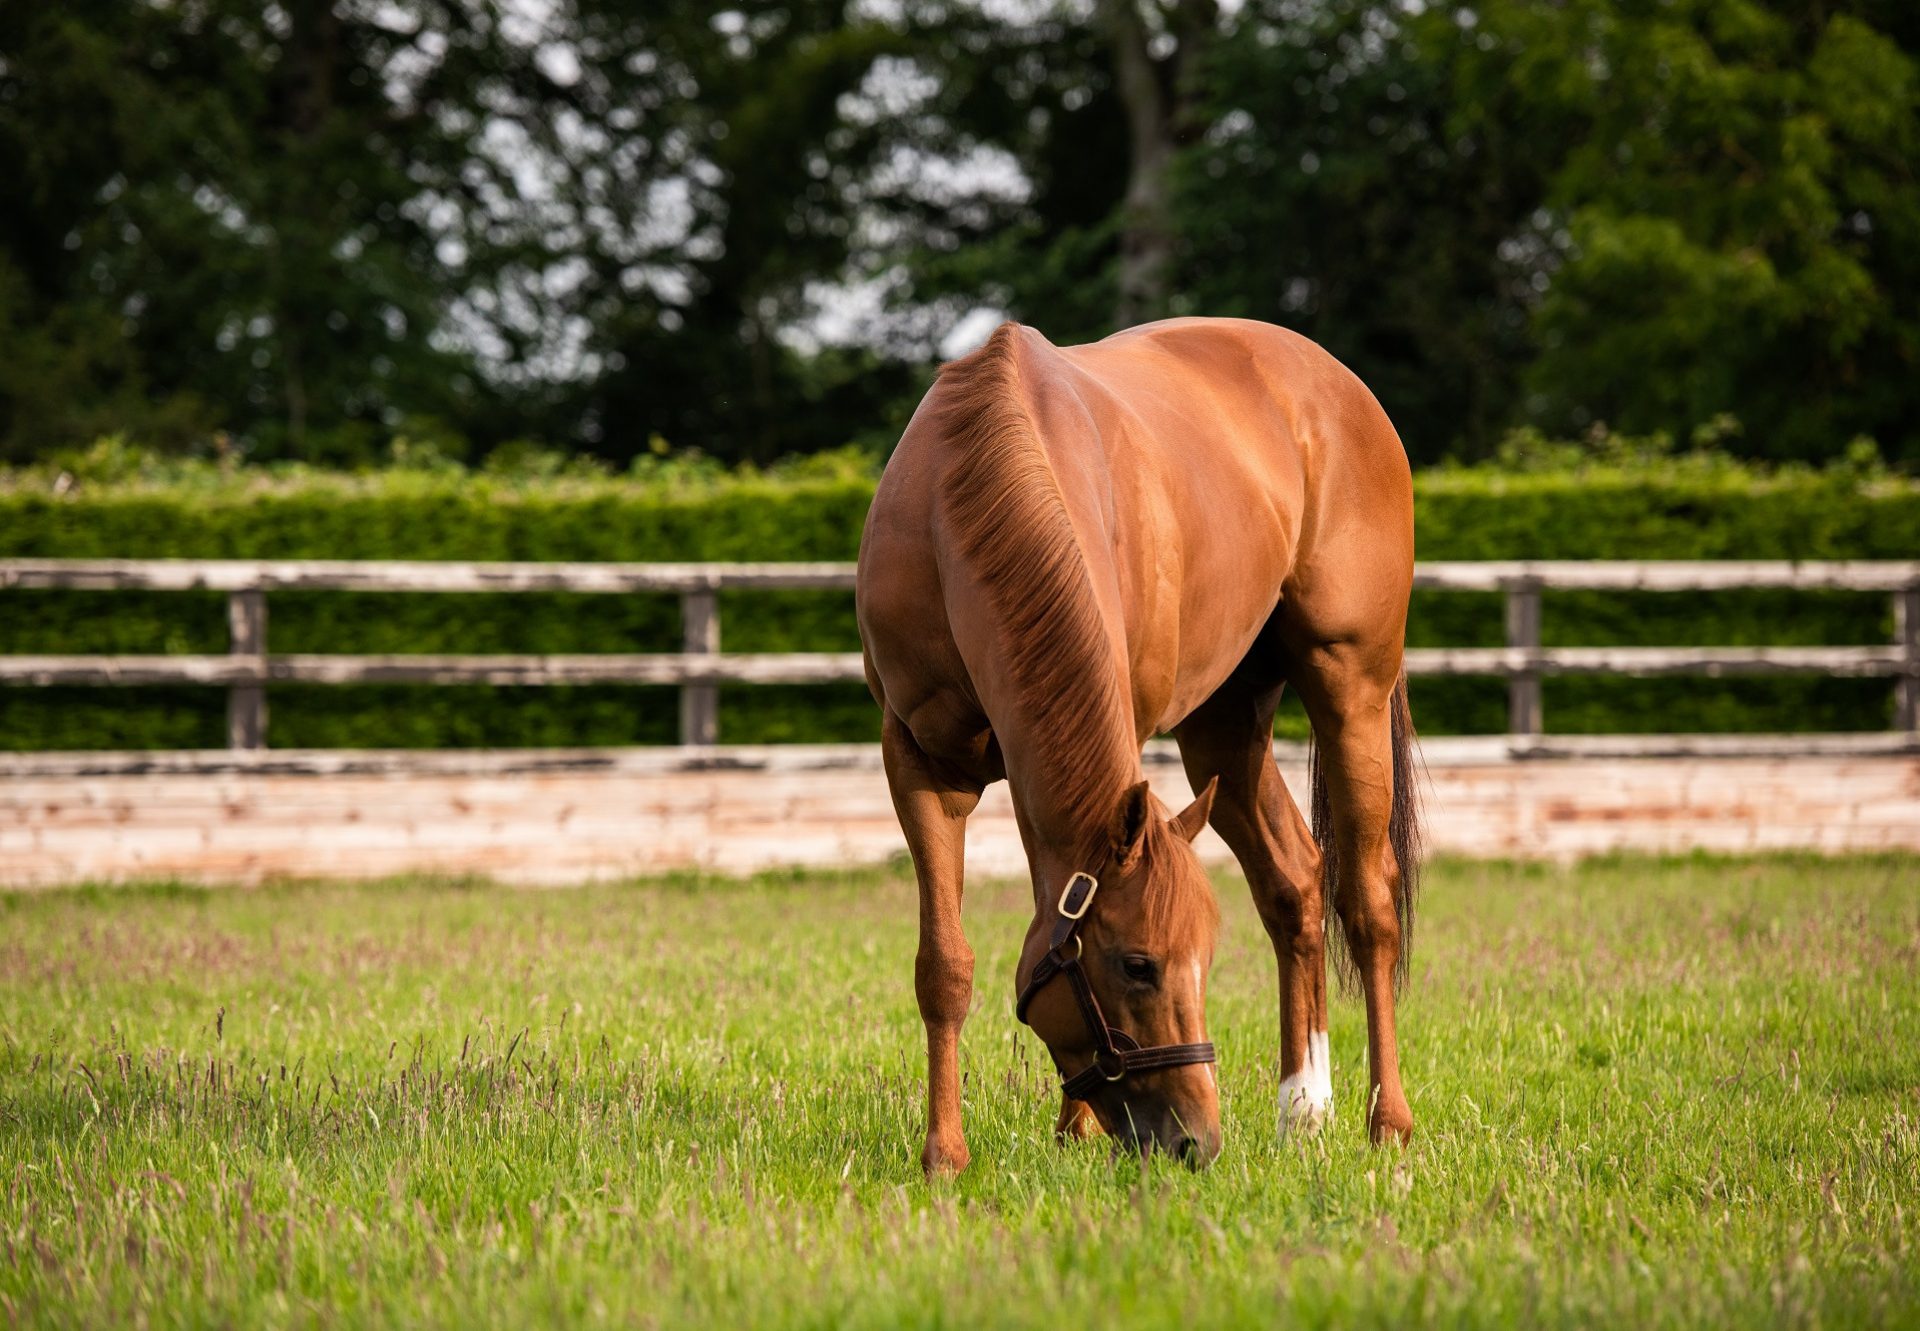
[284,0,342,136]
[1098,0,1218,330]
[277,0,342,458]
[1101,0,1175,328]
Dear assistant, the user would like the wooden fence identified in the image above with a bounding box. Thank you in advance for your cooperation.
[2,558,1917,751]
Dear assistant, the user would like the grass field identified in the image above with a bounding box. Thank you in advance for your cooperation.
[2,854,1917,1328]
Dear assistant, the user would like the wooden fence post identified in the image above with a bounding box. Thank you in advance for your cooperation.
[1505,577,1543,737]
[680,581,720,746]
[1897,582,1919,734]
[227,589,267,750]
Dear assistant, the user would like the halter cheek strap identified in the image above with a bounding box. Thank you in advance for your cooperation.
[1014,871,1217,1101]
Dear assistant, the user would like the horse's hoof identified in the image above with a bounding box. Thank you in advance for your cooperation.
[921,1140,970,1179]
[1367,1100,1414,1146]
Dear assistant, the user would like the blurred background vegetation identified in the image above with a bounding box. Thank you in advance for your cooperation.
[3,0,1916,748]
[3,0,1916,470]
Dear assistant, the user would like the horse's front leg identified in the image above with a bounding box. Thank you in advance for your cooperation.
[882,711,984,1177]
[1176,684,1333,1135]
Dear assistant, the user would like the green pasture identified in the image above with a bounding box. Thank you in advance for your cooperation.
[2,854,1917,1327]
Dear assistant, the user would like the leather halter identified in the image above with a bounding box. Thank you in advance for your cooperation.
[1014,871,1217,1101]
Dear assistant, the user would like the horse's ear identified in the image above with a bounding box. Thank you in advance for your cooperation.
[1111,780,1153,862]
[1169,776,1217,843]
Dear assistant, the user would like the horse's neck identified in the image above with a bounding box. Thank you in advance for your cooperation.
[936,320,1143,875]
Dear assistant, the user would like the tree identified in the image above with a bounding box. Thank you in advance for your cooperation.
[0,0,605,460]
[1175,0,1552,460]
[1175,0,1920,463]
[1098,0,1220,326]
[1476,0,1920,461]
[563,2,928,464]
[3,0,1913,466]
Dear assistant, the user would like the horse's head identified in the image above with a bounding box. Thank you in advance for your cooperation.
[1017,778,1223,1166]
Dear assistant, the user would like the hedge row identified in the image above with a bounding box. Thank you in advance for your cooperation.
[1,453,1914,749]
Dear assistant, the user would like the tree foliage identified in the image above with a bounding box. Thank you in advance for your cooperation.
[1500,0,1920,461]
[1177,0,1920,462]
[0,1,1914,466]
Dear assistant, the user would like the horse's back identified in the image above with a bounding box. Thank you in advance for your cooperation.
[858,318,1414,755]
[1058,318,1408,505]
[1113,320,1417,663]
[1045,318,1415,719]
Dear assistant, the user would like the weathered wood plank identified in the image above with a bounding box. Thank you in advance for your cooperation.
[1404,644,1914,678]
[226,589,268,750]
[0,558,859,593]
[4,644,1909,689]
[6,557,1919,595]
[1897,586,1920,733]
[1413,560,1920,592]
[0,652,869,686]
[1502,732,1920,759]
[679,588,721,746]
[266,652,869,686]
[1504,580,1542,734]
[0,656,265,685]
[1,734,1914,783]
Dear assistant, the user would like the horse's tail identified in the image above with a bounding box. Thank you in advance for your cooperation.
[1311,671,1423,992]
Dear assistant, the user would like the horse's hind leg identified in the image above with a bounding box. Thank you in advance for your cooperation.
[1293,655,1415,1144]
[882,709,984,1177]
[1174,675,1332,1136]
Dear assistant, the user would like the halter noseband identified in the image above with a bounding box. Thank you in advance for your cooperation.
[1014,871,1217,1101]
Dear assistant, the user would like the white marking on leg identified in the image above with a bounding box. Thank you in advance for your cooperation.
[1279,1029,1333,1136]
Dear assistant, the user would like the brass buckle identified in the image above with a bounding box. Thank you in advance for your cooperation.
[1057,871,1098,920]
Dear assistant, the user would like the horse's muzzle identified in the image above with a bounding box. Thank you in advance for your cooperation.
[1114,1114,1221,1168]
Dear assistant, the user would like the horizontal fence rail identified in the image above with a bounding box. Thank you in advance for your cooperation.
[0,653,868,687]
[6,557,1920,594]
[0,559,859,594]
[3,559,1917,750]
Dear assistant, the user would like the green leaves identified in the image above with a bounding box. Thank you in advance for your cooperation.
[1174,0,1920,464]
[1510,0,1920,460]
[0,2,1914,467]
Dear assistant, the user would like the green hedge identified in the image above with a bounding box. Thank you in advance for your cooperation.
[1,450,1914,749]
[1397,463,1916,741]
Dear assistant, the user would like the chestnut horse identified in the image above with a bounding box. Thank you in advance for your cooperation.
[856,318,1420,1174]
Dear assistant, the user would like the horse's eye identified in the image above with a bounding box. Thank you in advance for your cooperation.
[1121,955,1158,985]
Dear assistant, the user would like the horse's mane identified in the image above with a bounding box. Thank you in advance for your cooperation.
[935,323,1218,935]
[933,324,1138,846]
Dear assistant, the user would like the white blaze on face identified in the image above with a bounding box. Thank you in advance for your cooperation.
[1190,960,1216,1086]
[1279,1029,1333,1135]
